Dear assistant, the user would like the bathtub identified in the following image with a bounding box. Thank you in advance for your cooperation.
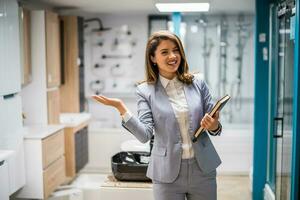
[85,124,253,175]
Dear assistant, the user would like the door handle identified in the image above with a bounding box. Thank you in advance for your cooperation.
[3,93,16,100]
[273,117,284,138]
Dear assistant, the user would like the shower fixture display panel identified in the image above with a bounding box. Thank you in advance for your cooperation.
[84,16,147,129]
[184,14,254,124]
[84,20,143,97]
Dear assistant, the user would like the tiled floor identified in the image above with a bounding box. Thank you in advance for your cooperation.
[218,175,252,200]
[12,174,251,200]
[71,174,252,200]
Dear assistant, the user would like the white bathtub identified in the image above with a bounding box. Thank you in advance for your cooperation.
[86,124,253,175]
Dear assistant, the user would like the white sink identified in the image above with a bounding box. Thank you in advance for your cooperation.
[60,113,91,127]
[121,139,150,152]
[0,150,14,162]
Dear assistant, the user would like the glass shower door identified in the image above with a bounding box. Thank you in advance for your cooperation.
[267,1,295,199]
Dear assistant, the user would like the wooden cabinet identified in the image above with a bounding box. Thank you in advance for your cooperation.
[60,16,80,113]
[45,11,61,125]
[45,11,61,88]
[42,130,64,168]
[20,8,32,86]
[60,113,91,179]
[21,10,62,126]
[42,130,65,197]
[47,89,60,124]
[65,125,89,179]
[43,156,65,197]
[17,126,66,199]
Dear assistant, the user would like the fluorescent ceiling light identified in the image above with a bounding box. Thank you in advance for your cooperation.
[156,3,210,12]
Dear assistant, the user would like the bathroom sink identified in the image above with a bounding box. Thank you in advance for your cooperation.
[121,139,150,152]
[0,150,14,162]
[111,151,151,182]
[60,113,91,127]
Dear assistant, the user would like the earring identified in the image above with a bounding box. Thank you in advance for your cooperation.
[153,63,157,66]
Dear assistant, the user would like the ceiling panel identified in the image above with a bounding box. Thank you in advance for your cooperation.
[26,0,254,15]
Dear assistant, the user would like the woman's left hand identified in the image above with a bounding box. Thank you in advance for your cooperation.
[200,111,220,131]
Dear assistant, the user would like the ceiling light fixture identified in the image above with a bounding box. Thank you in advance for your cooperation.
[155,3,210,12]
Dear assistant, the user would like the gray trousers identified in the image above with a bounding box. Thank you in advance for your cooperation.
[152,158,217,200]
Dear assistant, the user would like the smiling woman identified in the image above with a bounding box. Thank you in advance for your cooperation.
[145,30,193,84]
[150,40,181,79]
[92,30,222,200]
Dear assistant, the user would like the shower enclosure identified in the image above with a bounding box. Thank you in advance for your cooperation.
[266,0,295,199]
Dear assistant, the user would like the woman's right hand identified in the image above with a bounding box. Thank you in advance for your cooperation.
[92,95,128,115]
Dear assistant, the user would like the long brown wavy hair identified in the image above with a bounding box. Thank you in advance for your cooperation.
[143,30,194,84]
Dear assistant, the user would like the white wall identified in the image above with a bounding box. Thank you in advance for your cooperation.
[211,124,253,174]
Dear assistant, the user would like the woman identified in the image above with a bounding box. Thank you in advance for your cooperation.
[93,30,222,200]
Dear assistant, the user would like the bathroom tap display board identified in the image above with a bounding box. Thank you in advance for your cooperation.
[84,15,147,128]
[84,16,146,97]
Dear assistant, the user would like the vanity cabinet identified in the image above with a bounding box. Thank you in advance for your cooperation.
[0,160,9,200]
[65,124,89,179]
[17,126,66,199]
[60,113,90,180]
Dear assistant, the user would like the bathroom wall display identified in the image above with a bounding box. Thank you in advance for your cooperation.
[84,14,147,128]
[183,14,254,124]
[85,18,145,97]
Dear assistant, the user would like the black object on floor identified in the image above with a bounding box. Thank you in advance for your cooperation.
[111,151,151,182]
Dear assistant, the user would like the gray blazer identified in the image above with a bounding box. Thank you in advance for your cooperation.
[122,77,221,183]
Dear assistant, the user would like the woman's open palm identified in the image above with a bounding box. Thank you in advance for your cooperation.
[92,95,121,107]
[92,95,127,115]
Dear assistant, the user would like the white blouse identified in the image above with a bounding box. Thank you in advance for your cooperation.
[159,75,194,159]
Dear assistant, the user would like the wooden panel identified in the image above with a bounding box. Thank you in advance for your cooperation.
[21,8,32,86]
[42,130,64,169]
[64,125,89,178]
[45,10,61,88]
[43,156,66,199]
[47,89,60,124]
[64,127,76,178]
[60,16,80,113]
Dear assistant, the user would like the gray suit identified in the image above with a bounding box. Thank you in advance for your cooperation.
[122,77,221,184]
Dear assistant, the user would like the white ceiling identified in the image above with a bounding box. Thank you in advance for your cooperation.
[29,0,255,15]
